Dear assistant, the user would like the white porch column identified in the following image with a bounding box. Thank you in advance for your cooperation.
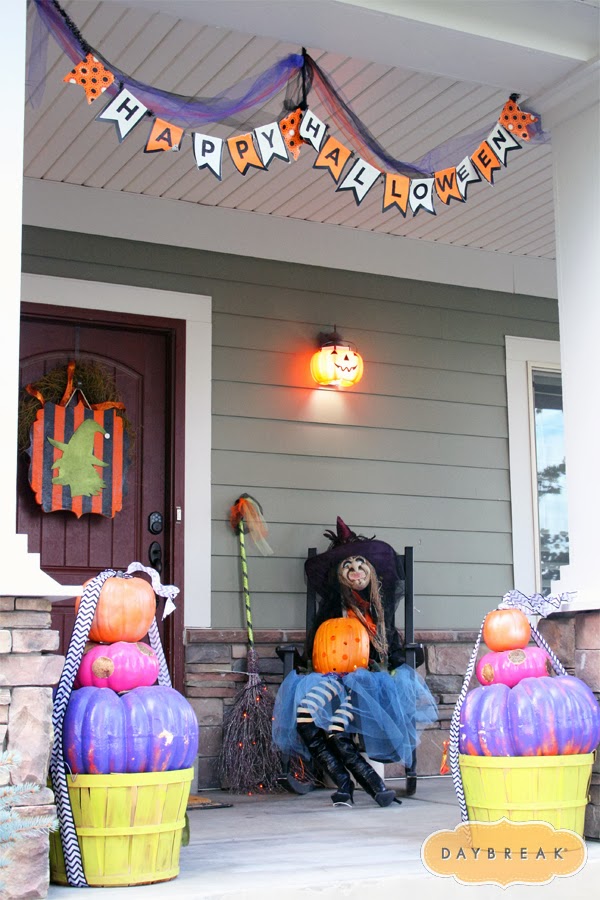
[0,5,76,597]
[551,90,600,609]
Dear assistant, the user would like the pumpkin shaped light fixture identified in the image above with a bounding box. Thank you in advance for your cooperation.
[310,329,364,388]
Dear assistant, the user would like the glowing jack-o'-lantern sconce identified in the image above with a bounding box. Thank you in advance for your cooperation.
[310,330,364,388]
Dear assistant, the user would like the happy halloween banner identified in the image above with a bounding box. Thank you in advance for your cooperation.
[95,87,531,216]
[32,0,545,220]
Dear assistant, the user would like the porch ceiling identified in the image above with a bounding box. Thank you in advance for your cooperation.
[24,1,600,262]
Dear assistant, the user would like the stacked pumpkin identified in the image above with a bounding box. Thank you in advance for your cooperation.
[63,574,198,774]
[460,607,600,757]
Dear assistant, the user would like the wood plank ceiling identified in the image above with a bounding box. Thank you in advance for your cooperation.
[24,1,556,259]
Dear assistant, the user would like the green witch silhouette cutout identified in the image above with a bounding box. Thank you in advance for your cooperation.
[49,419,108,497]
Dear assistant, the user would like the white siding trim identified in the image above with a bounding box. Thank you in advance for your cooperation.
[23,178,558,299]
[20,273,212,628]
[505,335,561,595]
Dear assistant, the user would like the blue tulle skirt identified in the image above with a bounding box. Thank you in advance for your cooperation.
[272,666,438,765]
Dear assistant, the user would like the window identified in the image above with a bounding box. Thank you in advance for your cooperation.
[531,368,569,595]
[505,336,563,595]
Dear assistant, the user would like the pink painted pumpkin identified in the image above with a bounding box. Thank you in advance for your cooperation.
[76,641,159,692]
[476,646,552,688]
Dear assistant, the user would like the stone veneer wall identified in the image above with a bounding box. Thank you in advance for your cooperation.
[184,627,480,790]
[538,611,600,840]
[186,617,600,837]
[0,597,64,900]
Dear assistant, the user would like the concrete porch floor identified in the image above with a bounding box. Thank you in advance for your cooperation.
[48,776,600,900]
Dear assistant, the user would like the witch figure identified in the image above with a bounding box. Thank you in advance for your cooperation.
[273,518,438,807]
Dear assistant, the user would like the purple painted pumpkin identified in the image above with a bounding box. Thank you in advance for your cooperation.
[460,676,600,757]
[476,647,552,688]
[63,685,199,774]
[75,641,159,692]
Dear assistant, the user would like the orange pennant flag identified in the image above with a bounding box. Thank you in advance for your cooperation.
[434,167,464,205]
[314,135,353,183]
[145,118,184,153]
[63,54,114,104]
[471,141,502,184]
[227,134,265,175]
[498,96,538,141]
[382,173,410,215]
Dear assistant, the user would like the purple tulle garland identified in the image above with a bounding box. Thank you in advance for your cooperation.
[29,0,303,127]
[304,56,430,178]
[29,0,549,175]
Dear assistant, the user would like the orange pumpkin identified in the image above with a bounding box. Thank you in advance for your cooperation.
[75,575,156,643]
[313,617,370,674]
[482,607,531,652]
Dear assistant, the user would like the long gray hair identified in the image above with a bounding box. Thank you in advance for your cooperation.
[337,558,388,667]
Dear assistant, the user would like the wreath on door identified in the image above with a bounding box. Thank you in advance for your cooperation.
[19,360,132,518]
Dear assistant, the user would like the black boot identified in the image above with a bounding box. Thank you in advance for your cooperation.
[297,721,354,806]
[330,732,397,807]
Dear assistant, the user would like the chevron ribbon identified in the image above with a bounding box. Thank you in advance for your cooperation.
[51,568,116,887]
[148,617,172,687]
[50,564,177,885]
[501,588,575,619]
[126,561,179,619]
[449,621,484,823]
[125,562,177,687]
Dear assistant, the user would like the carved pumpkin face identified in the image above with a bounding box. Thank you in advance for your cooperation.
[337,555,371,591]
[310,344,364,387]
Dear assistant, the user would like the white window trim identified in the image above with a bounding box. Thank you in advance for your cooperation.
[505,335,561,596]
[20,273,212,628]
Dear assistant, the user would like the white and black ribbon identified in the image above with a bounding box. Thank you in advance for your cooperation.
[449,622,483,823]
[51,564,178,886]
[51,568,116,887]
[501,588,575,619]
[126,561,179,619]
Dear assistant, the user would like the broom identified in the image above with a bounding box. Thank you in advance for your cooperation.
[219,494,283,793]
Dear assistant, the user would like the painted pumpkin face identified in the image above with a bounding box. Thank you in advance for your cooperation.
[310,344,364,387]
[333,348,362,382]
[338,555,371,591]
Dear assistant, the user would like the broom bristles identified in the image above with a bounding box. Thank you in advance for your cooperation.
[219,678,282,793]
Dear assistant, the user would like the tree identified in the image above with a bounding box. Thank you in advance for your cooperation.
[537,460,566,496]
[536,459,569,594]
[539,529,569,590]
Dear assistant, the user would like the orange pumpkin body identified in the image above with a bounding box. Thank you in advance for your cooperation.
[482,608,531,652]
[75,575,155,643]
[313,616,370,674]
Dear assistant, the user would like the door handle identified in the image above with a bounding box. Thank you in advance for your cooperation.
[148,541,162,574]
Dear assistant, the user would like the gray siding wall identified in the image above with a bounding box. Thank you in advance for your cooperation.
[23,226,560,630]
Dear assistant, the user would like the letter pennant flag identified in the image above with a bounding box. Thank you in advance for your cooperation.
[96,88,148,142]
[70,70,533,216]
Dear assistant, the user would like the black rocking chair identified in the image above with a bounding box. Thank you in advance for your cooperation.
[276,546,423,796]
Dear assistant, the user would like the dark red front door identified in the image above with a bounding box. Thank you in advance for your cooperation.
[18,302,185,690]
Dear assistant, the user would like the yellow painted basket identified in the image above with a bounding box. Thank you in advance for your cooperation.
[459,753,594,835]
[50,768,193,887]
